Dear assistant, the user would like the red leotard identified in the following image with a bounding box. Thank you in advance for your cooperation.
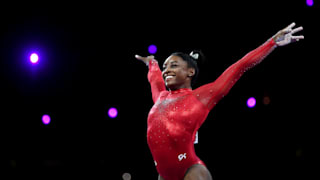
[147,39,276,180]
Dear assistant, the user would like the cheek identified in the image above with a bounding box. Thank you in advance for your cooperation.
[175,69,188,80]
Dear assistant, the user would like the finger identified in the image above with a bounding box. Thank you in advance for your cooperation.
[292,35,304,40]
[286,22,296,30]
[283,29,291,34]
[147,55,155,59]
[291,26,303,34]
[135,54,144,60]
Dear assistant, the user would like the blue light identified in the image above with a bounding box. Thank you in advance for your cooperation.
[30,53,39,64]
[148,44,157,54]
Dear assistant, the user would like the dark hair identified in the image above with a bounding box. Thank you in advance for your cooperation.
[171,50,205,86]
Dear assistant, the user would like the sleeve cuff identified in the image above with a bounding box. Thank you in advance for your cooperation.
[148,59,159,69]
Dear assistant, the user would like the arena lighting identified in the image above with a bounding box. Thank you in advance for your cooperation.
[108,107,118,118]
[42,114,51,125]
[30,53,39,64]
[306,0,314,6]
[148,44,157,54]
[247,97,256,108]
[122,172,131,180]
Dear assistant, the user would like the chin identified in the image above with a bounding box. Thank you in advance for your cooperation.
[165,82,174,89]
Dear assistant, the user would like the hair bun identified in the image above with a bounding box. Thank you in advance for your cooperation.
[189,51,199,60]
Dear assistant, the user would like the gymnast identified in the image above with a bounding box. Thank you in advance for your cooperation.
[135,22,304,180]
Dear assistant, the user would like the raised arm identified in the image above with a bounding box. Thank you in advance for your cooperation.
[194,22,304,111]
[135,55,166,103]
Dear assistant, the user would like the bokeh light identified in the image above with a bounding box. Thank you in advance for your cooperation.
[108,107,118,118]
[148,44,157,54]
[122,172,131,180]
[306,0,314,6]
[247,97,256,108]
[30,53,39,64]
[42,114,51,125]
[263,96,271,105]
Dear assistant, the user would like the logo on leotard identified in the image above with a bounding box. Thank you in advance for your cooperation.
[178,153,187,161]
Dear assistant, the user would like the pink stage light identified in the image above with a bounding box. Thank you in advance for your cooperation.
[42,114,51,125]
[247,97,256,108]
[306,0,314,6]
[108,107,118,118]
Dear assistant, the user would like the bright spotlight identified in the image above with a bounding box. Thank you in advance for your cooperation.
[30,53,39,64]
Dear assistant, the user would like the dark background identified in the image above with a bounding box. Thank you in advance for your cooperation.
[0,1,318,179]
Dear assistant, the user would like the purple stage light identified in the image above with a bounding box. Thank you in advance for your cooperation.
[30,53,39,64]
[148,44,157,54]
[306,0,314,6]
[42,114,51,125]
[108,107,118,118]
[247,97,256,108]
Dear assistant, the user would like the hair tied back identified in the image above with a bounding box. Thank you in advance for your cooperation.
[189,51,199,60]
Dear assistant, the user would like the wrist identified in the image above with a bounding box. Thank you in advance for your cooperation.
[270,37,278,47]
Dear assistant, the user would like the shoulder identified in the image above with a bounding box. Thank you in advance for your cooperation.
[159,90,169,98]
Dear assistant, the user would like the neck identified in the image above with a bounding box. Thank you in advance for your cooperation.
[168,85,192,91]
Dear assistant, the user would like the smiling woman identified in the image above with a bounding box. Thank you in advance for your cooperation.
[135,22,304,180]
[162,55,193,90]
[162,51,203,91]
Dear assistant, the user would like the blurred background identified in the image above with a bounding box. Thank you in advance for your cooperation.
[0,0,319,179]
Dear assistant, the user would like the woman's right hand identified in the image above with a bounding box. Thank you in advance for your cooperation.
[135,54,155,66]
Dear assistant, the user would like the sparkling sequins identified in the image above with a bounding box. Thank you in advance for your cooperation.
[146,38,277,177]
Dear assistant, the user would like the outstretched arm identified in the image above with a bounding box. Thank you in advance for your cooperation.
[135,55,166,103]
[194,22,304,111]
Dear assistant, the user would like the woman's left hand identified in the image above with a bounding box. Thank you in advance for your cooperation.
[272,22,304,46]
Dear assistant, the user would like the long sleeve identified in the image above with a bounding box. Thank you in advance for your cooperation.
[148,59,167,103]
[193,38,277,111]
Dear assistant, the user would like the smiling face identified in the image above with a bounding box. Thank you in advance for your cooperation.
[162,55,195,91]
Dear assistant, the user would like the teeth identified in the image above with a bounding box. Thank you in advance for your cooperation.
[165,75,174,80]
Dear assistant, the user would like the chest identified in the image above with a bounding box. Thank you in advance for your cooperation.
[148,93,207,133]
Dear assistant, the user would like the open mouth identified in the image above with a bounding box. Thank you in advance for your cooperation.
[165,75,175,81]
